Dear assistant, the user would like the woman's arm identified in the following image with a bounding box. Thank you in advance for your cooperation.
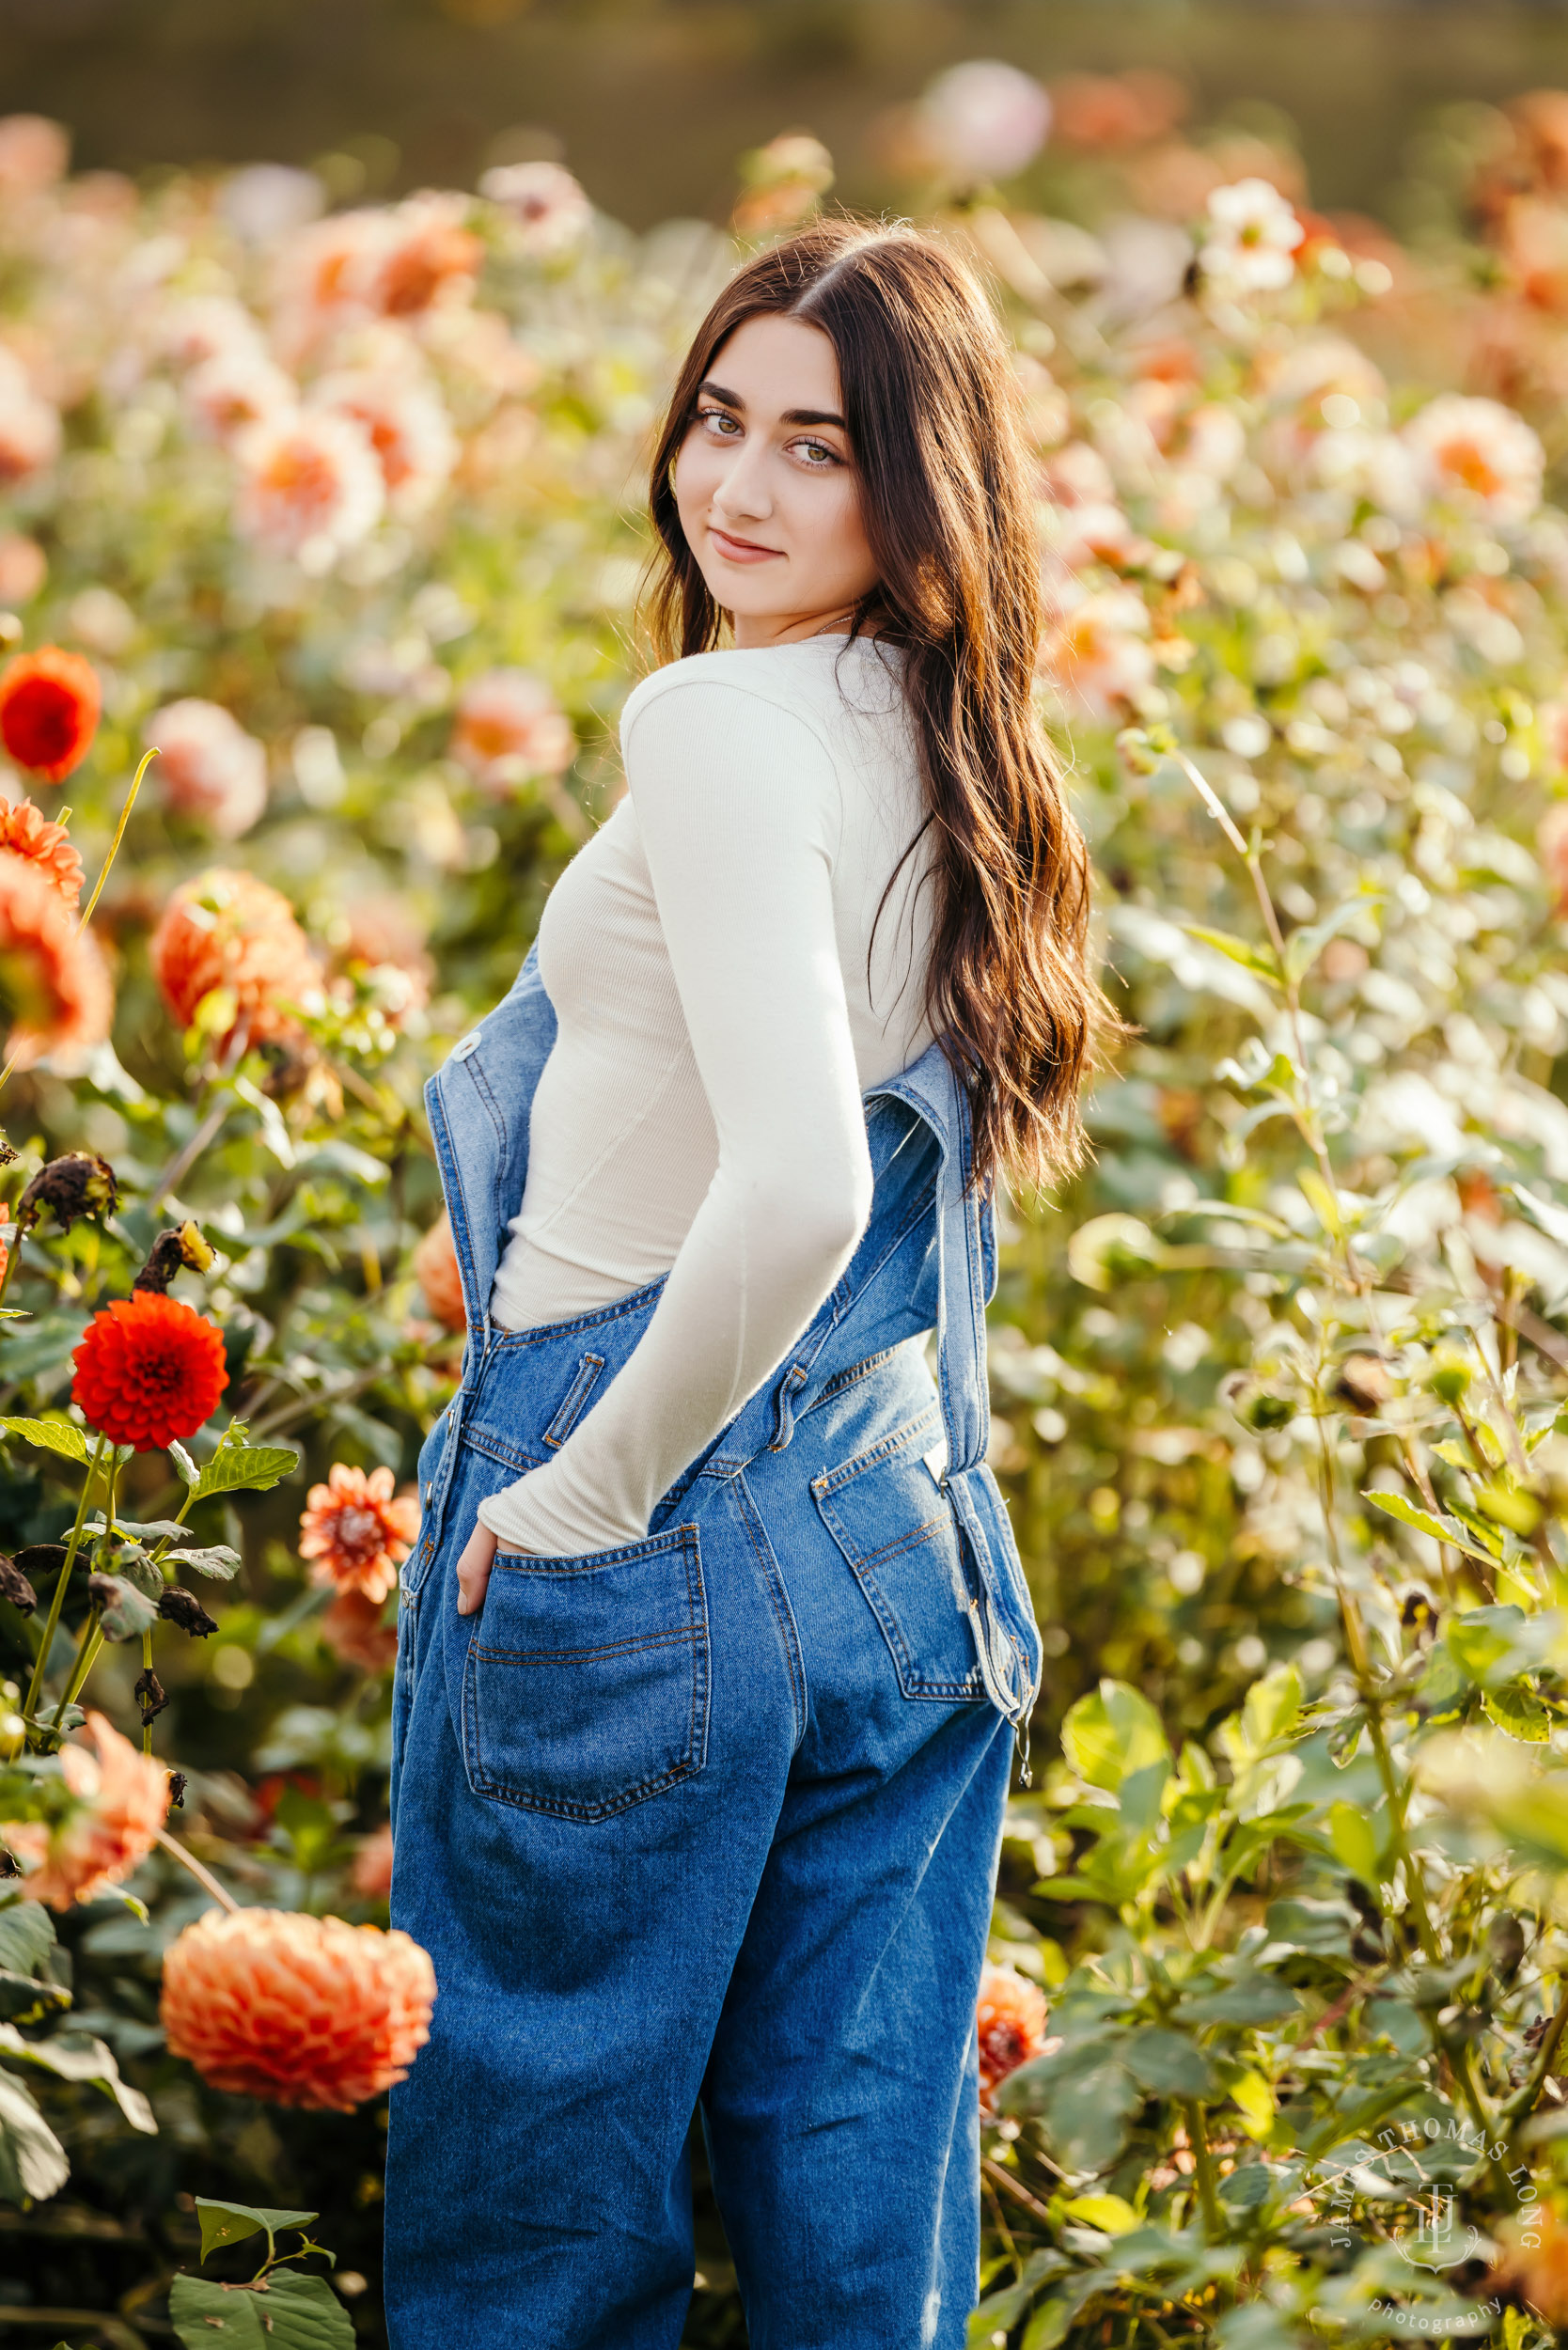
[475,676,872,1559]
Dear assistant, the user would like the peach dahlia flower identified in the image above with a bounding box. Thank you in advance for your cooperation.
[0,797,83,908]
[450,668,574,793]
[233,406,384,569]
[8,1712,171,1910]
[412,1210,465,1332]
[0,847,112,1070]
[976,1963,1049,2101]
[149,867,320,1045]
[160,1907,436,2110]
[145,699,268,838]
[299,1463,419,1606]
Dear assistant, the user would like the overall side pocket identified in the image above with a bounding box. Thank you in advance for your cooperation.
[461,1524,709,1822]
[812,1412,985,1704]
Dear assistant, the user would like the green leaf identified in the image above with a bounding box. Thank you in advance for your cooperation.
[1179,924,1282,984]
[246,2270,355,2349]
[196,2197,318,2263]
[1123,2025,1216,2097]
[1020,2271,1114,2350]
[0,1902,55,1980]
[169,1542,243,1580]
[169,2275,268,2348]
[0,2068,68,2203]
[0,1416,89,1463]
[1482,1678,1552,1743]
[1362,1487,1497,1564]
[167,1440,199,1487]
[0,2024,155,2132]
[91,1572,161,1642]
[1061,1679,1170,1793]
[1179,1973,1300,2026]
[193,1445,299,1501]
[1059,2191,1141,2235]
[1325,1800,1380,1884]
[1238,1662,1302,1755]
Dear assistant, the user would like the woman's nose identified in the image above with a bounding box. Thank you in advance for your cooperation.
[712,443,773,524]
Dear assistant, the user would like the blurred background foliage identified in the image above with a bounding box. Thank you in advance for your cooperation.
[7,0,1568,231]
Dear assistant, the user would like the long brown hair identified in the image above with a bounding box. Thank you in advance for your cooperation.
[644,216,1111,1195]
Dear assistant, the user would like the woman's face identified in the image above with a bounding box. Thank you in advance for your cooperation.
[672,313,880,649]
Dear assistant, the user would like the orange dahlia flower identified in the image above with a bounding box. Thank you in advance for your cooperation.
[351,1822,395,1902]
[149,868,320,1046]
[160,1907,436,2110]
[976,1963,1049,2101]
[72,1291,228,1450]
[0,847,112,1069]
[0,646,100,782]
[0,796,82,907]
[321,1587,399,1674]
[300,1464,418,1605]
[8,1712,171,1909]
[1490,2204,1568,2326]
[412,1210,465,1332]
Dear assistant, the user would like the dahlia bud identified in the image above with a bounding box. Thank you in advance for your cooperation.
[133,1220,216,1294]
[0,1847,18,1876]
[158,1586,217,1638]
[133,1668,169,1727]
[1428,1343,1474,1407]
[0,1553,36,1615]
[17,1150,118,1232]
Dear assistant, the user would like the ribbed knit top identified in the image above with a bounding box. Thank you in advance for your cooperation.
[478,632,936,1559]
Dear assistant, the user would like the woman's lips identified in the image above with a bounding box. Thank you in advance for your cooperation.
[708,525,781,565]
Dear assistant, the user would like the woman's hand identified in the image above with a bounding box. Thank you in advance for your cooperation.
[455,1519,498,1616]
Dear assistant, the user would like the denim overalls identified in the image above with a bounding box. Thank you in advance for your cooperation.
[384,942,1042,2350]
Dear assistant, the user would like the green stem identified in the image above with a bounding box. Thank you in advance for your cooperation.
[44,1617,104,1742]
[141,1625,153,1757]
[22,1433,107,1736]
[1181,2098,1224,2244]
[1498,1990,1568,2129]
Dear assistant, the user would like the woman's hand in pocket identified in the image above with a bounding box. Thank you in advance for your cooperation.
[455,1519,498,1616]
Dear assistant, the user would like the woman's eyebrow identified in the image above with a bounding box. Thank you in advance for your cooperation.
[696,380,847,431]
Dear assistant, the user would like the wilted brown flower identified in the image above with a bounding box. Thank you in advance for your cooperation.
[158,1587,218,1638]
[18,1149,117,1231]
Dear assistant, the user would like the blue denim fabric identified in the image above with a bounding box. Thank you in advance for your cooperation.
[384,945,1042,2347]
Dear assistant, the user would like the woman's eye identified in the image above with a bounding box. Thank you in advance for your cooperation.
[795,439,839,467]
[697,408,740,437]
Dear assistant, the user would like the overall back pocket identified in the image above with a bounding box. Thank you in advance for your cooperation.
[462,1525,709,1822]
[812,1416,984,1703]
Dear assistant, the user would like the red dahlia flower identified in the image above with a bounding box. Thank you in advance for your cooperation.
[976,1963,1050,2103]
[71,1292,228,1450]
[0,646,101,782]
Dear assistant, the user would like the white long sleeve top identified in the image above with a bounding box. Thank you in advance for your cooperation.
[478,632,937,1559]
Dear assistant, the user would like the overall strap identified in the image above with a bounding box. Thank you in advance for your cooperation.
[870,1049,1035,1734]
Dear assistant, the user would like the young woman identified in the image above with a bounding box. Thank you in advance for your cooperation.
[384,217,1105,2348]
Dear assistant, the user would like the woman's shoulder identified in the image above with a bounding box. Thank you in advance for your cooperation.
[619,638,902,749]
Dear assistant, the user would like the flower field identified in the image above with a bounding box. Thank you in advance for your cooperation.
[6,62,1568,2349]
